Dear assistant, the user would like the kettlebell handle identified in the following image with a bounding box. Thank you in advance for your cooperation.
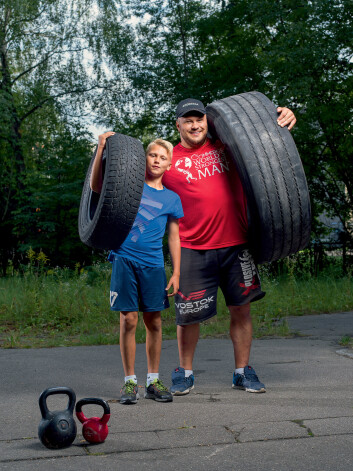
[76,398,110,424]
[39,387,76,419]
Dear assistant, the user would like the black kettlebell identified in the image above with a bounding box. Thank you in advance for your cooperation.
[38,387,77,449]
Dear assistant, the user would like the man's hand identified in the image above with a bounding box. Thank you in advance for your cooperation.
[277,107,296,131]
[98,131,115,149]
[166,274,180,297]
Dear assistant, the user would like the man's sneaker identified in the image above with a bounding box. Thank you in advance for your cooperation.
[170,367,194,395]
[232,366,266,393]
[144,379,173,402]
[120,380,139,404]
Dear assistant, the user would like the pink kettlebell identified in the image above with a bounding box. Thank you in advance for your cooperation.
[75,398,110,444]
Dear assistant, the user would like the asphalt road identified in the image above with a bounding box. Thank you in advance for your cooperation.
[1,311,353,470]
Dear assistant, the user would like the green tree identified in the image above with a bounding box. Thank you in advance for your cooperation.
[226,0,353,248]
[0,0,131,274]
[100,0,218,143]
[12,123,95,267]
[109,0,353,251]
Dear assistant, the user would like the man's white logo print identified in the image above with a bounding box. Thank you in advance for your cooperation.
[175,148,230,183]
[239,250,258,287]
[175,157,197,183]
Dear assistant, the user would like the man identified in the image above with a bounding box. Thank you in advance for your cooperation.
[162,98,296,395]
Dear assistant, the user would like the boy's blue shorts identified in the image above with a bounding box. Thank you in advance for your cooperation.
[109,255,170,312]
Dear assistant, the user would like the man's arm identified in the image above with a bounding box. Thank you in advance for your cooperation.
[277,107,296,131]
[166,218,181,297]
[90,131,115,193]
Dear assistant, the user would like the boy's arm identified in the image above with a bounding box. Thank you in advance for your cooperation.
[90,131,115,193]
[166,217,181,297]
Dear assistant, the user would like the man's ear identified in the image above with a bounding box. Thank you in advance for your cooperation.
[176,120,180,131]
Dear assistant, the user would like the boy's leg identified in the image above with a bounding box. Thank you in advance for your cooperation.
[142,310,172,402]
[109,256,140,402]
[120,311,138,376]
[119,310,140,405]
[143,311,162,373]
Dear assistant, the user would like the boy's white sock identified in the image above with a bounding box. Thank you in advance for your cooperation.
[235,368,244,376]
[125,375,137,384]
[185,369,193,378]
[147,372,159,386]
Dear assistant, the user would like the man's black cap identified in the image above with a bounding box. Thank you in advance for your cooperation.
[176,98,206,118]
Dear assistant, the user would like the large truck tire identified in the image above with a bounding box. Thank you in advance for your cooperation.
[78,132,145,250]
[206,91,311,263]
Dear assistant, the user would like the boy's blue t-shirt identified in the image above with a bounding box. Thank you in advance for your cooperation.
[111,183,183,267]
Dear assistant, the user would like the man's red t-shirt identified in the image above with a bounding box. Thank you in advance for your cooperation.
[162,139,248,249]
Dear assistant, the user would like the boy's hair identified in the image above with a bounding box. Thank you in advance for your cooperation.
[146,139,173,160]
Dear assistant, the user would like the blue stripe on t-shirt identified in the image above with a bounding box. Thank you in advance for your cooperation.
[112,183,183,267]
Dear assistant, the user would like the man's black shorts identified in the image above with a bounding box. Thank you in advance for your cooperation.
[175,245,265,325]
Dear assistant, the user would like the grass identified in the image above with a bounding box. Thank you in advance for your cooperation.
[1,261,353,348]
[339,336,353,349]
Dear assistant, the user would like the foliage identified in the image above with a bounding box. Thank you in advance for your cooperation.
[237,0,353,247]
[12,125,100,266]
[102,0,353,249]
[99,0,219,143]
[0,0,352,271]
[0,0,131,274]
[1,259,353,348]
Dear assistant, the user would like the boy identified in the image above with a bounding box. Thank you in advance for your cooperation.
[90,132,183,404]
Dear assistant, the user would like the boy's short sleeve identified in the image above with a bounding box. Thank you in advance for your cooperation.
[169,193,184,220]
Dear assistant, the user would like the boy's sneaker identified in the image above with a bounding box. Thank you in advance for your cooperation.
[120,380,139,404]
[144,379,173,402]
[232,366,266,393]
[170,367,194,395]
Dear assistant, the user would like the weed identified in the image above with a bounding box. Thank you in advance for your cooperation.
[1,261,352,348]
[339,336,353,349]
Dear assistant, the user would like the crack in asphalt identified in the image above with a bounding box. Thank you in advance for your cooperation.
[224,425,242,443]
[292,419,315,437]
[3,425,353,463]
[3,431,353,464]
[2,414,353,443]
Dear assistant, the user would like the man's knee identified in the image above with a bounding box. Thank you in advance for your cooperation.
[177,323,200,343]
[229,304,251,321]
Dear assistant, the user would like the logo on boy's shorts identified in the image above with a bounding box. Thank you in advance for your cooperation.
[110,291,118,307]
[175,290,214,314]
[238,250,259,295]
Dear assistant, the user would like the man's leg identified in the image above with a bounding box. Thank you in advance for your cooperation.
[172,247,218,395]
[229,304,252,368]
[169,324,199,395]
[119,311,140,404]
[219,245,266,393]
[177,323,200,370]
[143,311,173,402]
[229,303,266,393]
